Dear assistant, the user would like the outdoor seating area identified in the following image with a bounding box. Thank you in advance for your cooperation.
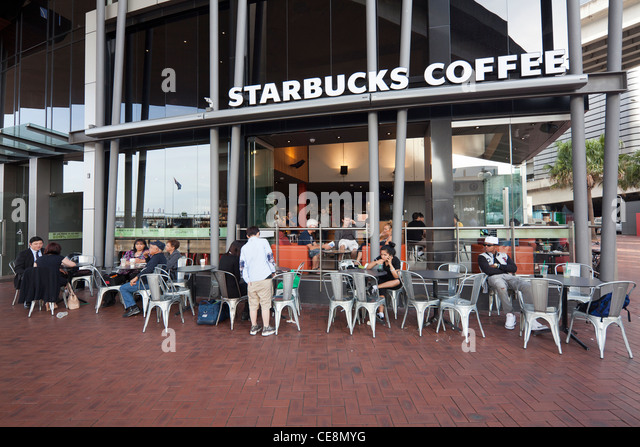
[1,235,639,427]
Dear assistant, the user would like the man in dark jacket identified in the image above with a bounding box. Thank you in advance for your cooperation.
[119,240,167,317]
[13,236,44,290]
[478,236,545,331]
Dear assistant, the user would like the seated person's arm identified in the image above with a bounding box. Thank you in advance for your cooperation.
[478,256,503,275]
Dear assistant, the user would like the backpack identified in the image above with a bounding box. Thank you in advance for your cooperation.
[578,292,631,321]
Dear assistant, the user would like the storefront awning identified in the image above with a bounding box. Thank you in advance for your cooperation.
[0,123,83,164]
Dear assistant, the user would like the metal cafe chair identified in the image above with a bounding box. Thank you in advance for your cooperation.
[211,269,249,331]
[351,271,390,338]
[398,270,440,336]
[140,273,184,333]
[70,255,96,296]
[436,273,486,344]
[323,272,355,335]
[517,278,564,355]
[9,261,19,306]
[567,281,636,359]
[271,271,301,335]
[554,262,597,305]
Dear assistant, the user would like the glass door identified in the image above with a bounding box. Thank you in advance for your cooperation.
[247,137,274,227]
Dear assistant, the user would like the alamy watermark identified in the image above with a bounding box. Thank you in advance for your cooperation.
[266,184,375,236]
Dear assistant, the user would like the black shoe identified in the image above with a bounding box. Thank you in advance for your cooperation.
[122,306,141,317]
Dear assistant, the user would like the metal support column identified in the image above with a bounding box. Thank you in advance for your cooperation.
[210,0,220,263]
[600,0,623,281]
[227,0,247,251]
[392,0,413,246]
[94,0,106,266]
[567,0,590,266]
[104,0,127,268]
[366,0,380,261]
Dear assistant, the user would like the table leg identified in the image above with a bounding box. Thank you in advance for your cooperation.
[561,286,589,350]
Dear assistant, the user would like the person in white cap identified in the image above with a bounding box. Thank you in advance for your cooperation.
[297,218,333,270]
[478,236,546,331]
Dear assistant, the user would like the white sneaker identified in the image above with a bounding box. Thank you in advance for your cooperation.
[530,319,549,331]
[505,313,516,330]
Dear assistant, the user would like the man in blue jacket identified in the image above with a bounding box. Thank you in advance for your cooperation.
[120,240,167,317]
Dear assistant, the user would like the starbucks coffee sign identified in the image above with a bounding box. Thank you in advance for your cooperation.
[228,50,567,107]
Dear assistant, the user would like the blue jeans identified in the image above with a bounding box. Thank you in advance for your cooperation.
[119,281,141,308]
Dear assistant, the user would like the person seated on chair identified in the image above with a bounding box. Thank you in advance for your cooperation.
[119,240,167,318]
[219,240,249,321]
[478,236,546,331]
[36,241,77,290]
[335,216,359,260]
[298,218,332,270]
[13,236,44,293]
[364,243,401,323]
[164,239,182,280]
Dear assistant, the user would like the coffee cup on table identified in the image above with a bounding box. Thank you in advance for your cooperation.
[200,259,206,266]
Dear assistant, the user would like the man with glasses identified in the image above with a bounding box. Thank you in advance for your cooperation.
[478,236,546,331]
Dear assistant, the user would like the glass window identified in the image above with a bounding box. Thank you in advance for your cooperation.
[2,67,16,127]
[19,49,46,126]
[115,144,215,235]
[50,45,71,133]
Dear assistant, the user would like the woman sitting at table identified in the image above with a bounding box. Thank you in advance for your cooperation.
[364,243,401,322]
[36,242,77,294]
[219,240,249,320]
[116,238,150,279]
[122,239,150,265]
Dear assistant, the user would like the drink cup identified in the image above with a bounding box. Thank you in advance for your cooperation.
[200,259,206,266]
[540,265,548,277]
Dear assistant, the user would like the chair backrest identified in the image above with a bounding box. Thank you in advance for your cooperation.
[399,261,409,271]
[398,270,430,302]
[90,265,110,287]
[350,272,378,302]
[523,278,563,312]
[555,262,594,278]
[139,273,165,301]
[177,256,187,281]
[466,273,485,305]
[8,261,16,275]
[274,271,297,301]
[323,272,353,302]
[212,269,242,299]
[77,255,95,265]
[594,281,636,318]
[438,263,467,294]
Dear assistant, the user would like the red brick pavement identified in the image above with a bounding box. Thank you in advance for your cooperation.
[1,236,639,428]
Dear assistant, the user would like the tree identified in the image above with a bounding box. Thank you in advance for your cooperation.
[544,134,625,239]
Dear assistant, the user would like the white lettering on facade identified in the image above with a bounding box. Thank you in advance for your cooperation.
[227,50,568,107]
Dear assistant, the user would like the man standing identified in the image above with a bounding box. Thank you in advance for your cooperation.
[119,240,167,317]
[240,226,276,336]
[478,236,546,331]
[13,236,44,290]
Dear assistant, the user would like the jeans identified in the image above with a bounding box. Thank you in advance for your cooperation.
[119,281,142,308]
[486,273,532,313]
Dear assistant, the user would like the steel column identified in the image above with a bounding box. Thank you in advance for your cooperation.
[366,0,380,260]
[226,0,247,251]
[567,0,590,266]
[104,0,127,268]
[210,0,220,263]
[600,0,623,281]
[392,0,413,246]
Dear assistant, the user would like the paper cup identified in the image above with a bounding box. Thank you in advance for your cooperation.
[540,265,548,277]
[200,259,206,266]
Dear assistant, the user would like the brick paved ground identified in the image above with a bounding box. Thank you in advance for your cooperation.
[1,236,639,428]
